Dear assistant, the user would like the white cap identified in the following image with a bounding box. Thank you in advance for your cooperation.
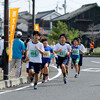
[16,31,22,36]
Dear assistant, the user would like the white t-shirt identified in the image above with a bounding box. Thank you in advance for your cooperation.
[27,41,44,63]
[0,39,4,56]
[79,44,86,54]
[54,43,71,57]
[50,45,55,50]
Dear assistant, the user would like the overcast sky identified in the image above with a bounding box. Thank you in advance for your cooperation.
[0,0,100,19]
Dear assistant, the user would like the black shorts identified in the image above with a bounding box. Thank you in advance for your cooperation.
[58,56,68,68]
[78,54,83,66]
[66,56,70,65]
[29,62,41,74]
[41,61,50,69]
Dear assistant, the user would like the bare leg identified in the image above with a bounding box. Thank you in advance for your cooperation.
[34,73,39,84]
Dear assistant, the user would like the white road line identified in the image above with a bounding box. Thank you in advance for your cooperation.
[81,68,100,72]
[91,61,100,64]
[0,65,62,95]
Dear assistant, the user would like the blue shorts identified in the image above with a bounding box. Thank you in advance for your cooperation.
[51,54,55,58]
[78,54,83,66]
[72,57,80,65]
[29,62,41,73]
[58,56,68,68]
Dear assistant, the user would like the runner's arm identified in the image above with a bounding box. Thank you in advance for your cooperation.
[71,49,76,52]
[54,49,62,53]
[79,49,86,54]
[35,46,46,55]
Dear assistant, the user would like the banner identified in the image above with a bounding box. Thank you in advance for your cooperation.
[34,24,39,32]
[9,8,19,61]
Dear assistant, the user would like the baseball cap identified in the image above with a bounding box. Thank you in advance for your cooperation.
[16,31,22,36]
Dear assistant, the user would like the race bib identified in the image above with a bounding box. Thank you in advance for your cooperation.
[58,50,67,57]
[30,50,38,57]
[43,51,50,58]
[72,49,79,55]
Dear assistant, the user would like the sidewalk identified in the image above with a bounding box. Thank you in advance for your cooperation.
[0,63,28,90]
[0,63,57,90]
[84,55,100,57]
[0,63,27,81]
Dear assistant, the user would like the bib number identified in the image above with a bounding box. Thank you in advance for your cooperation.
[58,50,67,57]
[30,50,38,57]
[72,49,79,55]
[43,51,50,58]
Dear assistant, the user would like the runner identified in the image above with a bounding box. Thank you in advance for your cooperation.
[50,41,55,65]
[71,38,80,78]
[26,31,44,90]
[54,33,71,84]
[41,38,53,83]
[78,37,86,76]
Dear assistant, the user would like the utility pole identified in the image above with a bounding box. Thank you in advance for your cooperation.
[3,0,9,80]
[28,0,31,14]
[32,0,35,31]
[62,0,67,14]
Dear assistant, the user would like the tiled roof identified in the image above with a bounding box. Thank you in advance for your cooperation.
[36,10,56,19]
[52,3,98,21]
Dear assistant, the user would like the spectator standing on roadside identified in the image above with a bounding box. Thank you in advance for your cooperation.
[89,40,95,55]
[9,31,25,78]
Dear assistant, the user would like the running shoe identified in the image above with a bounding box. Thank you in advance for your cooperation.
[66,70,69,76]
[63,77,67,84]
[34,85,37,90]
[30,82,34,87]
[74,74,78,78]
[78,74,80,77]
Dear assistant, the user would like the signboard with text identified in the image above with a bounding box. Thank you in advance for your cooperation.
[9,8,19,61]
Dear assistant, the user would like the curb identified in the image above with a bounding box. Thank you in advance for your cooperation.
[0,77,28,90]
[84,55,100,57]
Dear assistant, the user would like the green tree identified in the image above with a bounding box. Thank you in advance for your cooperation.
[48,21,82,44]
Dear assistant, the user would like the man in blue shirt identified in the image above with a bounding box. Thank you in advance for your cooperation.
[41,38,53,83]
[10,31,25,78]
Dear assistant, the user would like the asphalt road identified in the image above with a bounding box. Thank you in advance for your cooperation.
[0,57,100,100]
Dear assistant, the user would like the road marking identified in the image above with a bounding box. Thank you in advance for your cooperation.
[0,65,62,95]
[81,68,100,72]
[81,61,100,72]
[91,61,100,64]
